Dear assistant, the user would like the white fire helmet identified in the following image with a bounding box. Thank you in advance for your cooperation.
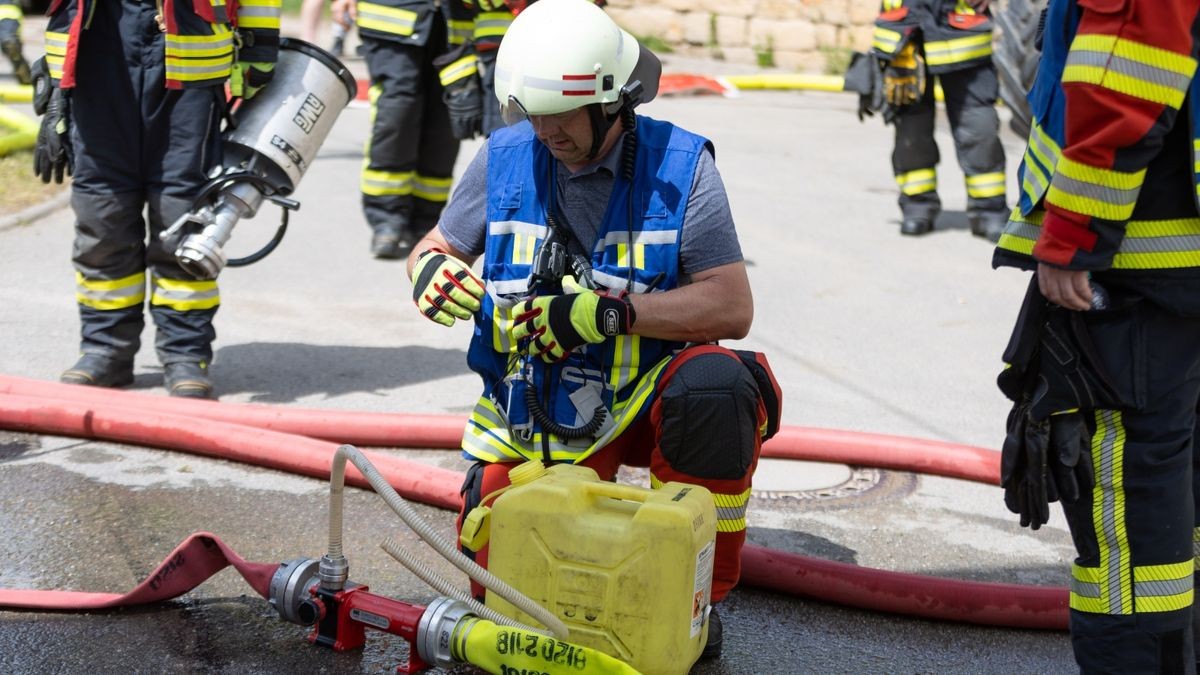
[494,0,661,125]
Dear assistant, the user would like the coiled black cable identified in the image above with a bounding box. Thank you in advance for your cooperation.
[524,383,607,440]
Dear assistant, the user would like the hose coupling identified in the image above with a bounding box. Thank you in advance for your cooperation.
[319,553,349,591]
[416,597,475,668]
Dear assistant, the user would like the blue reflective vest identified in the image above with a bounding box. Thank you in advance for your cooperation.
[460,116,710,463]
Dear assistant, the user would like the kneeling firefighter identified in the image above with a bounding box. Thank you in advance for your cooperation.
[403,0,782,661]
[36,0,352,399]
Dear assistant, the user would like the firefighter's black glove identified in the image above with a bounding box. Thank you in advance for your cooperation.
[1000,407,1093,530]
[883,42,925,108]
[33,58,73,184]
[434,42,483,140]
[843,52,885,122]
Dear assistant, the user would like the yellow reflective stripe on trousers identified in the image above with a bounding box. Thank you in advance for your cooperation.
[649,474,750,533]
[447,19,472,45]
[1064,34,1196,109]
[966,171,1005,199]
[997,210,1200,269]
[924,33,992,68]
[1071,410,1131,614]
[896,168,936,196]
[357,2,417,36]
[472,11,512,41]
[0,4,21,22]
[235,0,281,30]
[461,357,672,463]
[1047,155,1144,222]
[150,276,219,311]
[871,26,901,56]
[413,174,452,203]
[362,168,414,196]
[76,271,146,311]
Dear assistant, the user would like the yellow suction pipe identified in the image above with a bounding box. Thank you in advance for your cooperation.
[0,104,38,157]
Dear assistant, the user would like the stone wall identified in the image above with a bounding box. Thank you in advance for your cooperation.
[605,0,877,73]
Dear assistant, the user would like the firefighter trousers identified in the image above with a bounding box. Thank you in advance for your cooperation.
[456,346,766,605]
[891,62,1006,221]
[68,0,223,366]
[359,29,460,238]
[1063,296,1200,674]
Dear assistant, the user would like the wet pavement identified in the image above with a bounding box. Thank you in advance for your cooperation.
[0,15,1078,675]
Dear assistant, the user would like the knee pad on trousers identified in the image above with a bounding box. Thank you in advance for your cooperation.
[658,351,760,480]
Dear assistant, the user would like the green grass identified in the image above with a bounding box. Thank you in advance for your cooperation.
[281,0,303,15]
[0,148,67,214]
[635,34,673,54]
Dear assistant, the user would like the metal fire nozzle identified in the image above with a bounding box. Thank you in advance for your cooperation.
[163,179,267,280]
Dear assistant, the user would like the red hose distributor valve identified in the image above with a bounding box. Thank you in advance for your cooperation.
[269,558,462,674]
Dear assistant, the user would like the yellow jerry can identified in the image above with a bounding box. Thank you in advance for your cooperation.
[484,462,717,675]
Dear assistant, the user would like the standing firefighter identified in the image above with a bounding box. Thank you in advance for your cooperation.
[332,0,466,259]
[993,0,1200,671]
[405,0,780,659]
[36,0,281,399]
[868,0,1008,239]
[0,0,29,83]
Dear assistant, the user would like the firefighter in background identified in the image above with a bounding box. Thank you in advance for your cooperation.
[34,0,281,399]
[870,0,1007,239]
[332,0,468,260]
[0,0,30,84]
[405,0,781,658]
[993,0,1200,670]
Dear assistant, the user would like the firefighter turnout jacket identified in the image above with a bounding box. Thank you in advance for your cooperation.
[44,0,281,89]
[871,0,994,74]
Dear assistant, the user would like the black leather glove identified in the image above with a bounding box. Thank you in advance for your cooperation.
[434,42,483,140]
[31,57,73,185]
[843,51,885,122]
[1001,407,1093,530]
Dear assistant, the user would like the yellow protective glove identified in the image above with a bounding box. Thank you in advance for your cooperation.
[410,247,486,327]
[511,278,634,363]
[883,42,925,107]
[231,61,274,100]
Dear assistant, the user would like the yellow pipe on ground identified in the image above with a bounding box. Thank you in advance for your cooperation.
[0,84,33,103]
[454,617,642,675]
[721,72,945,101]
[0,105,38,157]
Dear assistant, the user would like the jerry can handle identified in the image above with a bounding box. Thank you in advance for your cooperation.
[580,481,652,505]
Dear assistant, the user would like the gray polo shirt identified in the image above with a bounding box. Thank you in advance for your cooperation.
[438,128,742,279]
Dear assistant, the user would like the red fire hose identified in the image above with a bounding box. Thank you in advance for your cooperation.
[0,374,1068,630]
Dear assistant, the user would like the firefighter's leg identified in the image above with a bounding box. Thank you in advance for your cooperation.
[940,65,1008,242]
[411,26,460,242]
[0,1,29,84]
[60,0,154,387]
[360,37,426,259]
[143,47,224,397]
[892,82,941,235]
[1061,303,1200,673]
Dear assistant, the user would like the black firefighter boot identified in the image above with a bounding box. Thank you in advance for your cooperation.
[968,209,1009,243]
[1,37,30,85]
[164,361,214,399]
[60,354,135,388]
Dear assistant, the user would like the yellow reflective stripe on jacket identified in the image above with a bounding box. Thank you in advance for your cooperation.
[872,26,902,56]
[357,2,418,36]
[235,0,282,30]
[966,171,1006,198]
[473,11,512,41]
[439,54,478,87]
[895,168,936,196]
[1020,120,1062,205]
[76,272,146,311]
[1194,139,1200,199]
[997,210,1200,269]
[461,356,671,463]
[414,174,452,203]
[0,3,21,22]
[881,0,903,11]
[1047,156,1144,222]
[489,304,517,353]
[924,33,992,67]
[447,18,473,45]
[165,28,235,82]
[1064,35,1196,109]
[45,31,68,80]
[150,277,220,311]
[361,167,413,196]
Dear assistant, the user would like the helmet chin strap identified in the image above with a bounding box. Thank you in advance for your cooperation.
[584,103,621,161]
